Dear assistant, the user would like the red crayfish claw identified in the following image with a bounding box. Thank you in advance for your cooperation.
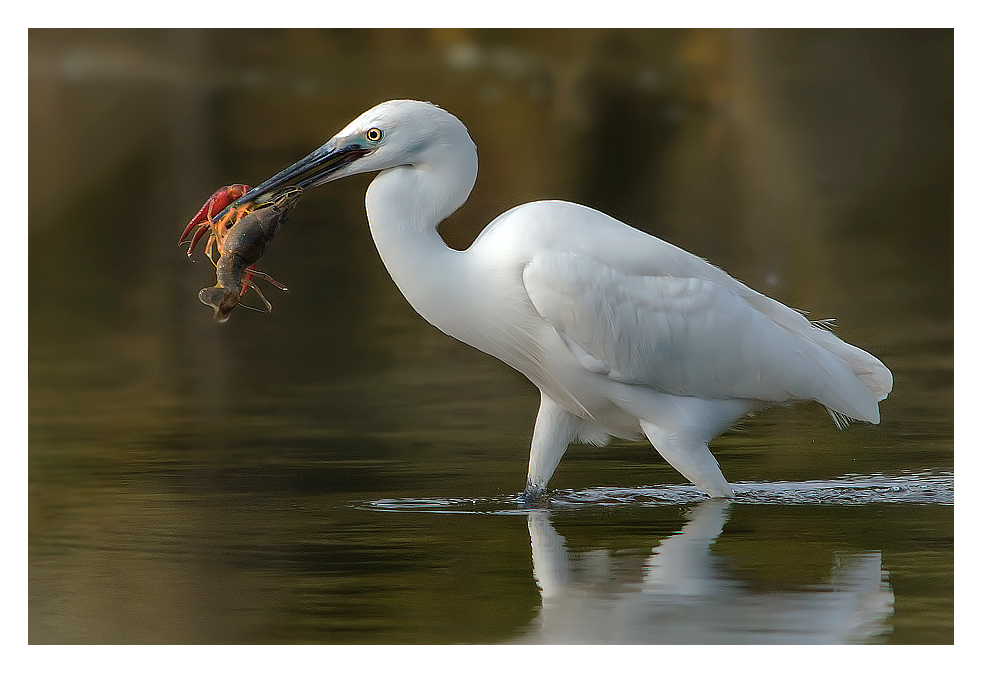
[178,184,251,258]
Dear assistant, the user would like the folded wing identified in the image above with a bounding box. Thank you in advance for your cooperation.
[523,250,889,424]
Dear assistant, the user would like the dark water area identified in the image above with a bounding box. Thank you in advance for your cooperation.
[29,29,952,644]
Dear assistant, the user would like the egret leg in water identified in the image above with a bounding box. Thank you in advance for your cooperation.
[232,100,893,499]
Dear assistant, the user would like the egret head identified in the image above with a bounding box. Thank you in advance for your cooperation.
[236,100,476,205]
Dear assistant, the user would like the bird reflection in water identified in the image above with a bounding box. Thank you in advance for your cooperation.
[518,501,894,644]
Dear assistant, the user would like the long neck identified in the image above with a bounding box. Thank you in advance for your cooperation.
[364,147,479,339]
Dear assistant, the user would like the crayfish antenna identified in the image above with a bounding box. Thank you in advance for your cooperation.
[236,302,267,313]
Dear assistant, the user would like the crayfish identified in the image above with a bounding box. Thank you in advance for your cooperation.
[179,184,303,323]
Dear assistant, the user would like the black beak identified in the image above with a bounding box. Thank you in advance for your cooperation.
[235,141,370,206]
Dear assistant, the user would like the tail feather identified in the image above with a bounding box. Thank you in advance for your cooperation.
[792,325,891,427]
[809,345,881,425]
[807,328,893,402]
[739,292,893,408]
[826,407,856,431]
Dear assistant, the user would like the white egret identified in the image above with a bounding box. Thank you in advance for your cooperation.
[236,99,893,499]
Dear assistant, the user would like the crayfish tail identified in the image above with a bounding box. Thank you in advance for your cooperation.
[198,286,241,323]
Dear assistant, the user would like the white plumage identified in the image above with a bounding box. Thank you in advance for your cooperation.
[246,99,893,498]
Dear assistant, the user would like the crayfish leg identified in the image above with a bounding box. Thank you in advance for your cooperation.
[241,280,274,313]
[245,267,288,291]
[204,235,220,267]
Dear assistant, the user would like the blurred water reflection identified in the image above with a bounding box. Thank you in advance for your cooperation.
[29,29,952,644]
[520,501,894,644]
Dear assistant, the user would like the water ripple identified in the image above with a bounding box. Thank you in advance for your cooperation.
[356,471,953,514]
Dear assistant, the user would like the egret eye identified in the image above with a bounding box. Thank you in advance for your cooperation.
[366,127,383,143]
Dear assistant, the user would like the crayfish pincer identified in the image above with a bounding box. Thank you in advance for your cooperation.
[180,185,304,323]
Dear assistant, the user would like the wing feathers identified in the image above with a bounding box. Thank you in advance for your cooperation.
[523,251,886,423]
